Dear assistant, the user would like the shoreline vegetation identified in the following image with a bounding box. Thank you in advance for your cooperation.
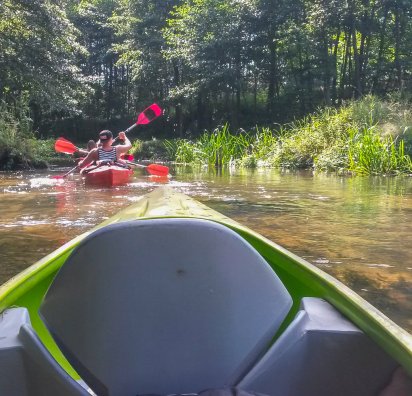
[164,95,412,175]
[163,95,412,175]
[1,95,412,175]
[2,0,412,175]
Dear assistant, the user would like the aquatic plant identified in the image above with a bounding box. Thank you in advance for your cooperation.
[169,124,253,167]
[348,127,412,175]
[167,96,412,175]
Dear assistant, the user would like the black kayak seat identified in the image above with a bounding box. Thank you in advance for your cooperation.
[39,218,293,396]
[0,307,89,396]
[238,297,398,396]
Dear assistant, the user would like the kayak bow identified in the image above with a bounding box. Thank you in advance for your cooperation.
[0,187,411,396]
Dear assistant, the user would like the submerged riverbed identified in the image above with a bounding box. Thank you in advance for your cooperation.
[1,166,412,332]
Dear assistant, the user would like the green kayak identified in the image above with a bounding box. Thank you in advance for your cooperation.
[0,186,411,396]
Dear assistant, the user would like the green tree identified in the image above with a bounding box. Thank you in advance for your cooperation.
[0,0,87,118]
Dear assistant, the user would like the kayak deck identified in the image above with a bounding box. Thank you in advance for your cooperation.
[0,186,411,395]
[82,164,133,187]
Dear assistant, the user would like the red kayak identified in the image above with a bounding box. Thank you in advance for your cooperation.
[82,164,133,187]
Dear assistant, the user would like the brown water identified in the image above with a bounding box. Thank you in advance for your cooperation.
[1,166,412,332]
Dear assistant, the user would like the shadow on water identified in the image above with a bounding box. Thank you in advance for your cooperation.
[1,166,412,332]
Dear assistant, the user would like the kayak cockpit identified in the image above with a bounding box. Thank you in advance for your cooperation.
[0,218,401,395]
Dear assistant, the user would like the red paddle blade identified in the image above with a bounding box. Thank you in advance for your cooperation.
[55,138,77,154]
[136,103,162,125]
[146,163,169,176]
[120,153,135,161]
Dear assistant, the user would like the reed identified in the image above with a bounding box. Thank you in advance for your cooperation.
[168,124,253,166]
[348,126,412,175]
[166,95,412,174]
[251,127,279,159]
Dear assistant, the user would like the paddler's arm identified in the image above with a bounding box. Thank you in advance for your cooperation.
[115,132,132,157]
[78,148,98,168]
[75,148,89,156]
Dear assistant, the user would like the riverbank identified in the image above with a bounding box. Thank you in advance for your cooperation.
[2,96,412,174]
[166,96,412,175]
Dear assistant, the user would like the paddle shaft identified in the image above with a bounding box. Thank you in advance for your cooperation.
[112,124,137,144]
[53,165,79,179]
[114,103,162,142]
[126,161,146,169]
[125,161,169,176]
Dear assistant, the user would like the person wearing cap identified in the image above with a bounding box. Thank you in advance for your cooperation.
[78,130,132,168]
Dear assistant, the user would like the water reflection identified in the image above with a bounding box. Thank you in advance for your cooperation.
[0,167,411,332]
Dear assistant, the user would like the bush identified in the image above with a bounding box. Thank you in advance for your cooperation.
[0,97,42,169]
[131,138,170,161]
[167,95,412,175]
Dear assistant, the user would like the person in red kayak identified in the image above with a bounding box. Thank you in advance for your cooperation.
[78,130,132,169]
[71,140,97,158]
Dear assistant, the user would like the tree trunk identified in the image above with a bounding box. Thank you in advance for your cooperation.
[373,5,389,92]
[351,22,362,97]
[393,6,403,89]
[322,32,331,106]
[339,31,351,102]
[197,92,204,133]
[267,39,278,113]
[331,31,340,104]
[173,62,183,137]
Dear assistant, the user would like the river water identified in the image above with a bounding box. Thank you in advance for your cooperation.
[1,165,411,333]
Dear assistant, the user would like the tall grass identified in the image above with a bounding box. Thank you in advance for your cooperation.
[197,124,253,167]
[166,124,254,166]
[348,127,412,175]
[270,106,352,169]
[166,95,412,175]
[249,127,279,162]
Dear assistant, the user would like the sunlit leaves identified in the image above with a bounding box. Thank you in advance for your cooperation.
[0,0,88,112]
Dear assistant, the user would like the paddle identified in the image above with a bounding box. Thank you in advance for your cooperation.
[120,153,135,161]
[55,137,135,160]
[112,103,163,143]
[51,152,136,180]
[53,104,162,179]
[56,103,162,153]
[126,161,169,176]
[53,161,168,179]
[52,165,79,179]
[125,103,162,134]
[54,138,90,156]
[55,138,78,155]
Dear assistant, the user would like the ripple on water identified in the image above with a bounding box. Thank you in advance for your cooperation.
[2,168,412,333]
[2,220,51,228]
[56,218,96,227]
[366,263,395,268]
[30,177,65,188]
[3,188,28,194]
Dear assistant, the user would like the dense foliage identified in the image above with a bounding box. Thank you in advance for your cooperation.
[1,0,411,137]
[166,96,412,175]
[0,0,412,171]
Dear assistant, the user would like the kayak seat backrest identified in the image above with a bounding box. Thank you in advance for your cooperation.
[238,297,398,396]
[0,307,88,396]
[39,218,293,396]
